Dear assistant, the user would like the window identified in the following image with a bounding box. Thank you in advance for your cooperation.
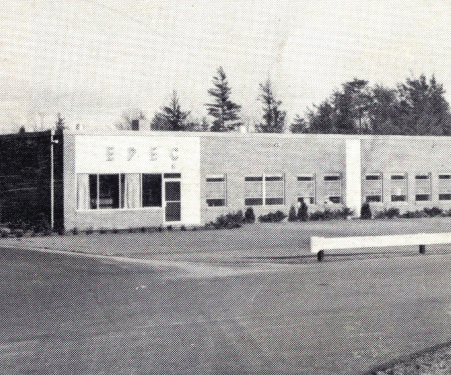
[77,173,161,210]
[323,174,342,204]
[206,174,227,207]
[364,173,382,203]
[244,176,263,206]
[244,174,285,206]
[297,175,315,204]
[415,174,431,202]
[265,174,284,205]
[142,174,162,207]
[390,173,407,202]
[98,175,120,209]
[439,174,451,201]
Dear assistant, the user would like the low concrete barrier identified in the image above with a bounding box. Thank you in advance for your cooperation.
[311,232,451,261]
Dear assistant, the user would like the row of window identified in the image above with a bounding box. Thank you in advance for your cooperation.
[206,173,342,207]
[205,172,451,207]
[364,173,451,203]
[76,172,451,211]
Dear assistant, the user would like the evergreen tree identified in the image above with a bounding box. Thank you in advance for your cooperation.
[290,114,308,133]
[256,79,286,133]
[151,91,190,131]
[205,67,242,132]
[55,113,66,133]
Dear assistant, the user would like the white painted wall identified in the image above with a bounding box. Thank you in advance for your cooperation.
[74,135,201,225]
[345,139,362,217]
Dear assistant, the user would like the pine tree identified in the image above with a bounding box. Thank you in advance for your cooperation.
[290,114,308,133]
[256,79,286,133]
[205,67,242,132]
[151,91,190,131]
[55,113,66,133]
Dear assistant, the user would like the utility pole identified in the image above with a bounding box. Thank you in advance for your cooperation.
[50,130,59,230]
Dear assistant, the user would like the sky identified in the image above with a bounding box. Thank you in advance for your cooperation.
[1,0,451,132]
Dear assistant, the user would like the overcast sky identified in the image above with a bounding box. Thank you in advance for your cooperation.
[1,0,451,132]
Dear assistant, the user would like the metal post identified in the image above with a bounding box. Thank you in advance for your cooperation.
[317,250,325,262]
[50,130,54,231]
[419,244,426,254]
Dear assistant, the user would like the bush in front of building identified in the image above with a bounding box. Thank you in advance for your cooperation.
[297,201,309,222]
[309,207,354,221]
[400,210,428,219]
[258,210,287,223]
[374,207,400,219]
[288,205,297,222]
[210,210,244,229]
[244,207,255,223]
[360,203,372,219]
[423,207,443,217]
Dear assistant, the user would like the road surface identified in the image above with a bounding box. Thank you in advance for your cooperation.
[1,247,450,374]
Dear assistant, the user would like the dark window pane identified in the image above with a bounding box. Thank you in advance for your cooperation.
[324,175,340,181]
[366,175,381,180]
[297,176,313,181]
[439,194,451,200]
[366,195,381,202]
[391,195,406,202]
[142,174,162,207]
[329,196,341,203]
[245,198,263,206]
[266,197,284,205]
[89,174,97,209]
[391,175,405,180]
[206,199,226,207]
[415,175,429,180]
[439,175,451,179]
[164,173,181,179]
[165,201,181,221]
[98,174,119,209]
[165,181,181,201]
[265,176,283,181]
[206,177,225,182]
[415,194,430,201]
[245,176,263,182]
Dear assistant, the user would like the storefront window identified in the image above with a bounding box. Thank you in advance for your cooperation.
[142,174,162,207]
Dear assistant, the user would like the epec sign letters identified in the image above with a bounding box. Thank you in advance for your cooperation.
[106,146,180,162]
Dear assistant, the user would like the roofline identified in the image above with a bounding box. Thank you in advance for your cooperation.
[63,129,451,142]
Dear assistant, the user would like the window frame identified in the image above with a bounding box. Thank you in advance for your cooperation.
[364,172,383,203]
[244,173,285,206]
[205,174,227,207]
[296,174,316,204]
[390,172,408,203]
[323,173,342,204]
[414,173,432,202]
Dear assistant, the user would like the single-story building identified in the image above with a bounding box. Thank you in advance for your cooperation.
[1,129,451,230]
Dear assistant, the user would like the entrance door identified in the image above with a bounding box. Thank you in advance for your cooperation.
[165,180,181,222]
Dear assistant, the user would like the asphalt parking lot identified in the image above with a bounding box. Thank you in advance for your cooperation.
[1,243,450,374]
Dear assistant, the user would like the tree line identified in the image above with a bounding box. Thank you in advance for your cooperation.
[43,67,451,136]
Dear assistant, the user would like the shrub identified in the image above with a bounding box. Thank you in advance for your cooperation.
[297,201,309,222]
[180,225,186,231]
[14,229,24,238]
[167,225,173,231]
[258,210,287,223]
[288,205,297,222]
[112,228,119,234]
[85,227,94,235]
[360,203,372,220]
[309,207,354,221]
[211,211,244,229]
[72,227,79,235]
[374,208,400,219]
[423,207,443,217]
[244,207,255,223]
[99,227,108,234]
[400,210,427,219]
[140,226,147,233]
